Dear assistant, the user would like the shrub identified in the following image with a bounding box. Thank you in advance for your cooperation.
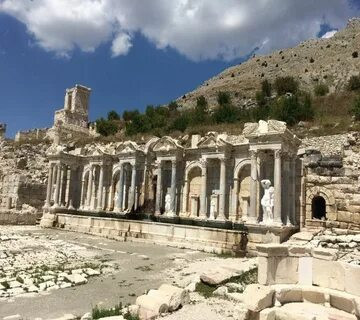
[348,75,360,91]
[168,101,179,111]
[170,114,189,132]
[123,110,140,122]
[261,79,272,97]
[314,83,329,96]
[191,96,209,125]
[351,96,360,120]
[217,91,231,106]
[352,51,358,58]
[274,76,298,95]
[92,303,122,319]
[96,118,118,136]
[107,110,120,121]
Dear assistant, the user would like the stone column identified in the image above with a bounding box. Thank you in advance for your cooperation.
[90,166,97,210]
[117,164,124,211]
[53,164,61,207]
[51,164,57,200]
[128,164,137,211]
[218,158,226,220]
[86,165,93,209]
[248,150,258,223]
[170,159,177,215]
[182,178,189,216]
[140,163,148,207]
[289,157,296,226]
[65,166,71,208]
[232,178,239,221]
[199,159,207,219]
[58,165,66,207]
[45,164,54,207]
[80,175,86,209]
[155,160,162,214]
[274,149,283,225]
[97,165,104,210]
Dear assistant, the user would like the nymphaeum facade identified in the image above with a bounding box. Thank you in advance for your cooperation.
[42,120,301,227]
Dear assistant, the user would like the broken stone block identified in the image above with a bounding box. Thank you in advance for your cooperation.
[243,284,275,312]
[64,274,87,285]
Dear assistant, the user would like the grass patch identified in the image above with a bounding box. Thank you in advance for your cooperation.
[195,282,217,298]
[92,303,122,319]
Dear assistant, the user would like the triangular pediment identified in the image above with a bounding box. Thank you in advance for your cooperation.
[197,132,229,148]
[243,120,287,137]
[115,141,140,154]
[152,136,182,152]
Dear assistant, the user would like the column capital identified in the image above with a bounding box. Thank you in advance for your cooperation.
[274,149,282,159]
[200,158,207,168]
[249,149,258,159]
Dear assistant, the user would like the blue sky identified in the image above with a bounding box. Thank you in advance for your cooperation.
[0,0,359,137]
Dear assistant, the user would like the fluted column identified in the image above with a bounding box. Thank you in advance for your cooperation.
[86,165,93,209]
[128,164,137,211]
[65,166,71,208]
[97,165,104,210]
[58,165,65,207]
[170,159,177,215]
[199,159,207,219]
[182,178,189,216]
[117,165,124,211]
[218,158,226,220]
[232,178,239,221]
[45,164,54,207]
[274,149,283,225]
[53,164,61,207]
[155,160,162,214]
[248,150,258,223]
[289,157,296,226]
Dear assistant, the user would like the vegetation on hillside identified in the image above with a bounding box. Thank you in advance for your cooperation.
[93,75,360,139]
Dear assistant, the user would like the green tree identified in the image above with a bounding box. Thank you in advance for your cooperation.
[348,76,360,91]
[314,83,329,96]
[351,96,360,120]
[96,118,118,136]
[191,96,209,125]
[123,110,140,122]
[261,79,272,97]
[274,76,298,95]
[170,114,189,132]
[217,91,231,106]
[107,110,120,121]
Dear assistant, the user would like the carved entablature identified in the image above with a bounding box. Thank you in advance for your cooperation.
[245,120,300,155]
[152,136,183,157]
[115,141,141,155]
[197,132,232,154]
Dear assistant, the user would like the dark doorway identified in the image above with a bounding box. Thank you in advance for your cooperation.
[312,196,326,220]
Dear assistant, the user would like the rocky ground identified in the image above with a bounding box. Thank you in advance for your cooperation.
[0,226,258,320]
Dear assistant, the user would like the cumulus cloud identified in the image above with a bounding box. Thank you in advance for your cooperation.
[0,0,358,60]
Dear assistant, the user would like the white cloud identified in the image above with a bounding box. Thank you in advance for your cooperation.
[321,30,338,39]
[0,0,358,60]
[111,32,132,57]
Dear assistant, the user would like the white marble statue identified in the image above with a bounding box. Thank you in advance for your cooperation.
[165,193,171,213]
[209,194,218,220]
[261,179,274,224]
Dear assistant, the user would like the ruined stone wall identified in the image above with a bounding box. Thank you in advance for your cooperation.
[302,132,360,230]
[0,140,49,216]
[15,128,50,143]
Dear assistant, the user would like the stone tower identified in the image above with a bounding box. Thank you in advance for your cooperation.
[0,123,6,140]
[54,84,91,129]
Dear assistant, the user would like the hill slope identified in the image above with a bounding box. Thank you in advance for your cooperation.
[177,18,360,110]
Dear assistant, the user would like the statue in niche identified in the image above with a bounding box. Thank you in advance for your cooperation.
[260,179,274,224]
[209,193,218,220]
[165,193,171,213]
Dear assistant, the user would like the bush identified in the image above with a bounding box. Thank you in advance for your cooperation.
[351,96,360,120]
[213,103,239,123]
[348,76,360,91]
[107,110,120,121]
[352,51,358,58]
[191,96,210,125]
[314,83,329,96]
[274,76,298,95]
[261,79,272,97]
[217,91,231,106]
[170,114,189,132]
[123,110,140,122]
[96,118,118,136]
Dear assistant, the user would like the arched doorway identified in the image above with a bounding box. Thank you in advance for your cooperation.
[312,196,326,220]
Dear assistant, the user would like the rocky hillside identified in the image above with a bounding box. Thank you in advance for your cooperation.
[177,18,360,110]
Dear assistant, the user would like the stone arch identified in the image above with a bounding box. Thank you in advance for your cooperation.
[185,161,203,176]
[233,159,252,220]
[305,186,336,221]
